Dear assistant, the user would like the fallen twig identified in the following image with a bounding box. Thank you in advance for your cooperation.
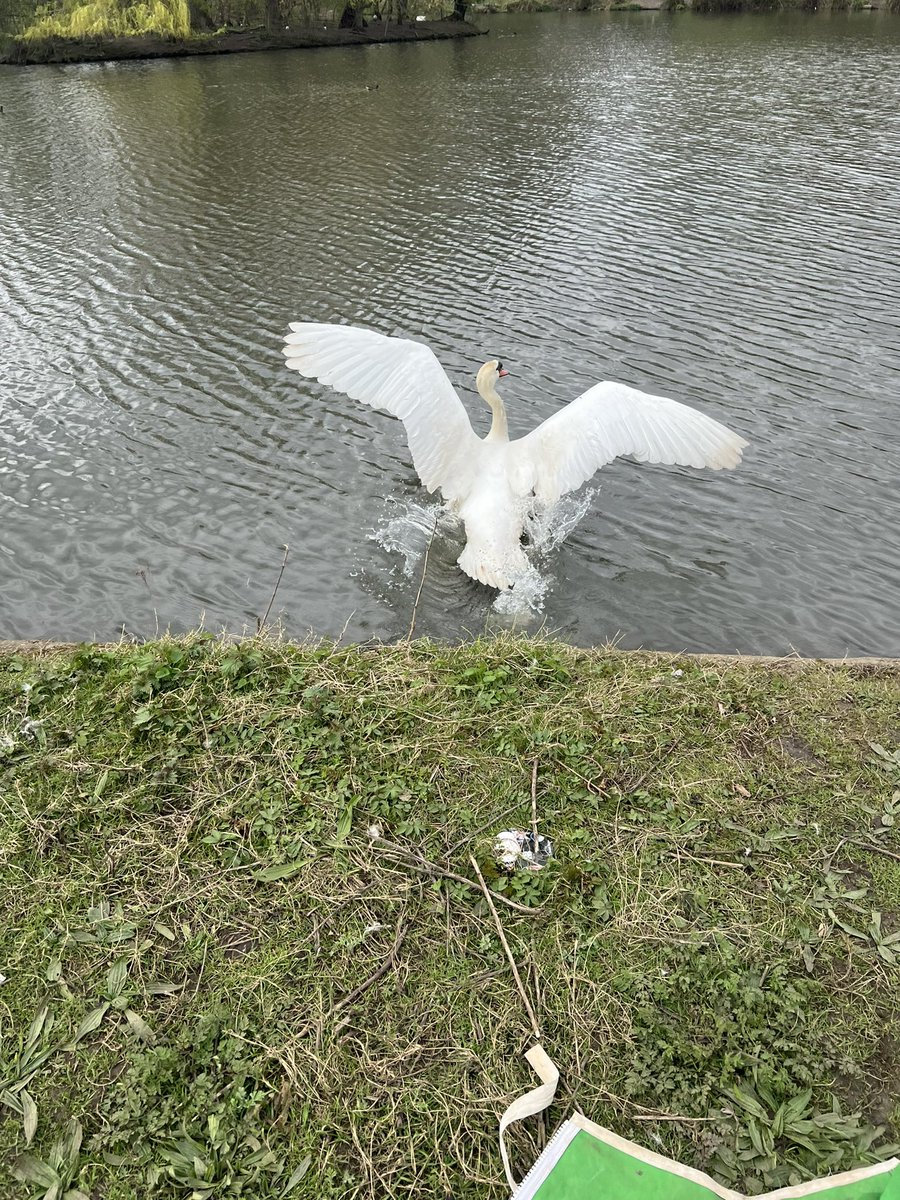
[299,919,410,1038]
[444,804,521,855]
[531,758,539,853]
[855,841,900,863]
[623,740,681,794]
[469,854,541,1040]
[372,836,538,914]
[330,918,409,1015]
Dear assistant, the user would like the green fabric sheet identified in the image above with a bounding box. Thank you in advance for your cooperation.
[526,1127,900,1200]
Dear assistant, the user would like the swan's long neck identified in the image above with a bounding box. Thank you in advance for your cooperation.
[479,382,509,443]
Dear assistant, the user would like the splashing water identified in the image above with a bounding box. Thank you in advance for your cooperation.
[494,489,598,618]
[525,488,598,556]
[369,500,452,576]
[370,489,598,615]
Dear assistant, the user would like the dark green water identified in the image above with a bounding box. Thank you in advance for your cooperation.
[2,11,899,653]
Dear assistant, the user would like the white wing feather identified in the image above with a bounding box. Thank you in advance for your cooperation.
[512,380,748,503]
[282,323,480,501]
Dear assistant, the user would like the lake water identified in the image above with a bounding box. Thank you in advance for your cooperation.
[2,11,899,655]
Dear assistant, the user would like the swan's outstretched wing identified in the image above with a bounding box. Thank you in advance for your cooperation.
[282,322,480,501]
[512,380,748,504]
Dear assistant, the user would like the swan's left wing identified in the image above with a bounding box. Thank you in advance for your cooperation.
[282,322,481,501]
[511,380,748,504]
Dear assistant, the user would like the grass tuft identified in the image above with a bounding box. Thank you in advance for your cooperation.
[1,636,898,1197]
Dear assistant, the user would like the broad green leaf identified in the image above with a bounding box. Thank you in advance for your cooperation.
[335,803,354,842]
[245,1148,278,1169]
[64,1002,109,1049]
[105,924,137,944]
[254,861,306,882]
[26,1005,50,1049]
[11,1153,59,1188]
[106,958,129,999]
[154,923,176,941]
[21,1088,37,1145]
[828,911,867,940]
[147,981,182,995]
[124,1009,156,1045]
[93,769,110,799]
[52,1118,83,1170]
[782,1089,812,1127]
[788,1132,820,1153]
[282,1157,312,1194]
[727,1086,768,1122]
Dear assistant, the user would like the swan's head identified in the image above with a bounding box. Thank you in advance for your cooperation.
[476,359,510,399]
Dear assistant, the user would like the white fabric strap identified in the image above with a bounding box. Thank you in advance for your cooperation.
[498,1045,560,1193]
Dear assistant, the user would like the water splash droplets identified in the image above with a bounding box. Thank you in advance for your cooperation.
[370,491,597,614]
[369,500,451,577]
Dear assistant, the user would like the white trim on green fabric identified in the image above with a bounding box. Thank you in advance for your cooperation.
[562,1114,899,1200]
[502,1048,900,1200]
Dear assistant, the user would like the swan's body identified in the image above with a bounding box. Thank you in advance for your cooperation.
[282,323,748,590]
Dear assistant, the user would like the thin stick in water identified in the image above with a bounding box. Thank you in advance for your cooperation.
[407,513,438,640]
[259,544,290,632]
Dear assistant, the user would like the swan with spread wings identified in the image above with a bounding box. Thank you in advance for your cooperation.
[282,323,748,590]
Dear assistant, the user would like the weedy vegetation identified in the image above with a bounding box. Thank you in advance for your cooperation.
[0,636,898,1198]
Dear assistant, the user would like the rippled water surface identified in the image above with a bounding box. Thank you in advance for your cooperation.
[2,12,900,653]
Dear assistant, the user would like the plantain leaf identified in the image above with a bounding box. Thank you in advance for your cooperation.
[11,1153,59,1188]
[21,1088,37,1145]
[727,1085,769,1122]
[124,1009,156,1045]
[335,803,354,843]
[25,1005,50,1050]
[781,1089,812,1128]
[64,1003,110,1049]
[281,1157,312,1194]
[147,980,182,995]
[254,861,306,882]
[106,958,129,999]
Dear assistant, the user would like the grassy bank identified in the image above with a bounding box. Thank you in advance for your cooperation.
[0,20,481,66]
[1,637,899,1198]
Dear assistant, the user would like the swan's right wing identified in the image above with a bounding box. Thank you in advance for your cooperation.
[512,380,748,504]
[282,322,481,501]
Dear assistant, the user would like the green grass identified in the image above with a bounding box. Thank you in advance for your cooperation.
[1,636,899,1198]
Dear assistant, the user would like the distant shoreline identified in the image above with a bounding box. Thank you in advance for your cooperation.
[0,19,484,67]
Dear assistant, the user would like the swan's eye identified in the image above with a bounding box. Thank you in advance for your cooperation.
[497,361,503,372]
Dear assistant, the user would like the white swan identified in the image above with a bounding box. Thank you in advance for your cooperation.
[282,323,748,590]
